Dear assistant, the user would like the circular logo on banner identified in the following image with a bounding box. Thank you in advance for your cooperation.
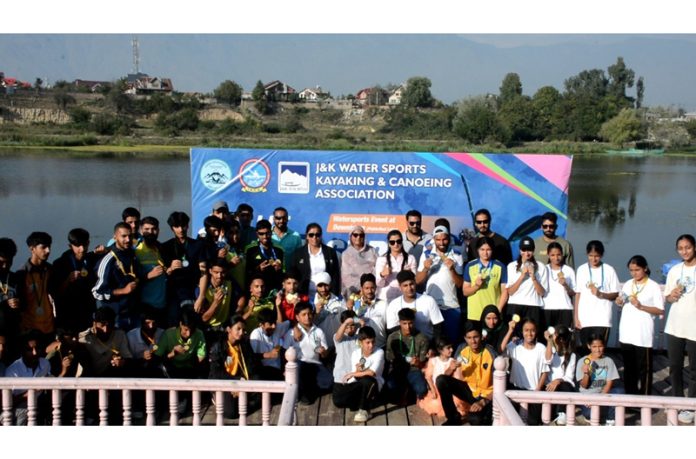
[200,160,232,191]
[239,159,270,193]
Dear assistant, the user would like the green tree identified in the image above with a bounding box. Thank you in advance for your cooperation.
[68,106,92,127]
[53,90,76,111]
[213,80,242,106]
[497,95,535,141]
[402,77,434,108]
[636,76,645,109]
[607,57,635,104]
[599,108,645,146]
[531,86,562,139]
[499,73,522,106]
[252,80,270,114]
[452,96,508,144]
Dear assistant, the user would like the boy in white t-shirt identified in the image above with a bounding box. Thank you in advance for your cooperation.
[333,317,385,422]
[283,301,331,405]
[249,307,290,381]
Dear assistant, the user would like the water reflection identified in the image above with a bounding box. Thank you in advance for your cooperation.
[1,153,695,279]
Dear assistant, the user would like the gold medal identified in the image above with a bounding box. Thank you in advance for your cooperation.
[81,268,89,277]
[183,344,190,351]
[152,344,158,351]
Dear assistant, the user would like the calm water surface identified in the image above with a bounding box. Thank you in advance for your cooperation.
[1,153,694,280]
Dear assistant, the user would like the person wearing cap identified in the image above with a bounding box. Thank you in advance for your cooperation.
[415,225,464,345]
[271,206,303,267]
[312,271,346,346]
[533,212,575,269]
[340,225,378,297]
[505,237,549,338]
[197,200,231,239]
[466,209,513,266]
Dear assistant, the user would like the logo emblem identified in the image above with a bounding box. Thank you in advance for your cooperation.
[239,159,270,193]
[278,162,310,194]
[200,159,232,191]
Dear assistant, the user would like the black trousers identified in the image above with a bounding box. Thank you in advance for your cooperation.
[508,384,542,426]
[666,333,696,398]
[545,380,576,417]
[435,374,492,425]
[620,342,652,395]
[332,376,378,411]
[298,362,321,403]
[544,309,573,330]
[578,326,609,350]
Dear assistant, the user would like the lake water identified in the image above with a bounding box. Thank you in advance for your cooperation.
[0,152,694,280]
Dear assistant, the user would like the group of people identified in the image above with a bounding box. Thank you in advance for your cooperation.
[0,202,695,426]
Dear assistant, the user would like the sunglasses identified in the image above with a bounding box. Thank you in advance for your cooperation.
[542,224,556,229]
[273,215,287,220]
[475,220,490,225]
[388,239,403,245]
[351,233,365,238]
[408,221,421,226]
[257,231,270,236]
[307,232,322,238]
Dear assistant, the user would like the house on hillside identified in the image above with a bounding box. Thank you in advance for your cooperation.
[124,73,174,95]
[264,80,296,101]
[73,79,112,93]
[355,87,388,106]
[388,84,406,105]
[298,86,330,102]
[0,76,31,94]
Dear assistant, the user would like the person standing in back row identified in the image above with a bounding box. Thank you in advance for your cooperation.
[533,212,575,269]
[467,209,512,266]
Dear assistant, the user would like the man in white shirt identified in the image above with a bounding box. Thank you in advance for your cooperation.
[5,331,51,424]
[386,270,444,342]
[249,307,290,380]
[346,273,388,349]
[416,225,464,344]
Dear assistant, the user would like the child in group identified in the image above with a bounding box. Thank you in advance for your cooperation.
[241,276,274,333]
[312,272,346,347]
[332,309,361,392]
[543,324,577,425]
[276,270,308,324]
[418,337,466,418]
[333,326,384,423]
[501,317,549,425]
[664,234,696,424]
[574,240,620,348]
[249,306,290,381]
[479,304,505,354]
[385,308,430,404]
[616,255,663,396]
[543,242,576,330]
[576,333,623,425]
[283,301,332,405]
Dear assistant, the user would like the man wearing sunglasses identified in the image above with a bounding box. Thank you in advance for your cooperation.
[533,212,575,269]
[402,210,427,263]
[271,207,303,267]
[466,209,512,266]
[245,220,285,292]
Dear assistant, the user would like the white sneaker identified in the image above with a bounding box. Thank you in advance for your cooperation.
[554,412,567,426]
[604,419,615,426]
[354,409,369,423]
[678,410,695,424]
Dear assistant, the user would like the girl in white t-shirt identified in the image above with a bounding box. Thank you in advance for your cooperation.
[501,318,549,425]
[574,240,620,347]
[506,237,548,338]
[543,325,576,425]
[664,234,696,424]
[543,242,576,330]
[616,255,664,395]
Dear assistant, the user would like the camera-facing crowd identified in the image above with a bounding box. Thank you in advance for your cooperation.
[1,202,695,426]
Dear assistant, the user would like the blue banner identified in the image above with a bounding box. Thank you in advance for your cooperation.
[191,148,572,255]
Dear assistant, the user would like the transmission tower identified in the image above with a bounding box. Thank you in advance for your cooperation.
[132,36,140,74]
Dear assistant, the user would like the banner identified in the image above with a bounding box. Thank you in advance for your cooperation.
[191,148,572,255]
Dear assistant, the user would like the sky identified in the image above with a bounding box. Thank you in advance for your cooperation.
[2,2,696,109]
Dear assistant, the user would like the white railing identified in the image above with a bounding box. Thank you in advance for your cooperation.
[492,356,696,426]
[0,348,298,426]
